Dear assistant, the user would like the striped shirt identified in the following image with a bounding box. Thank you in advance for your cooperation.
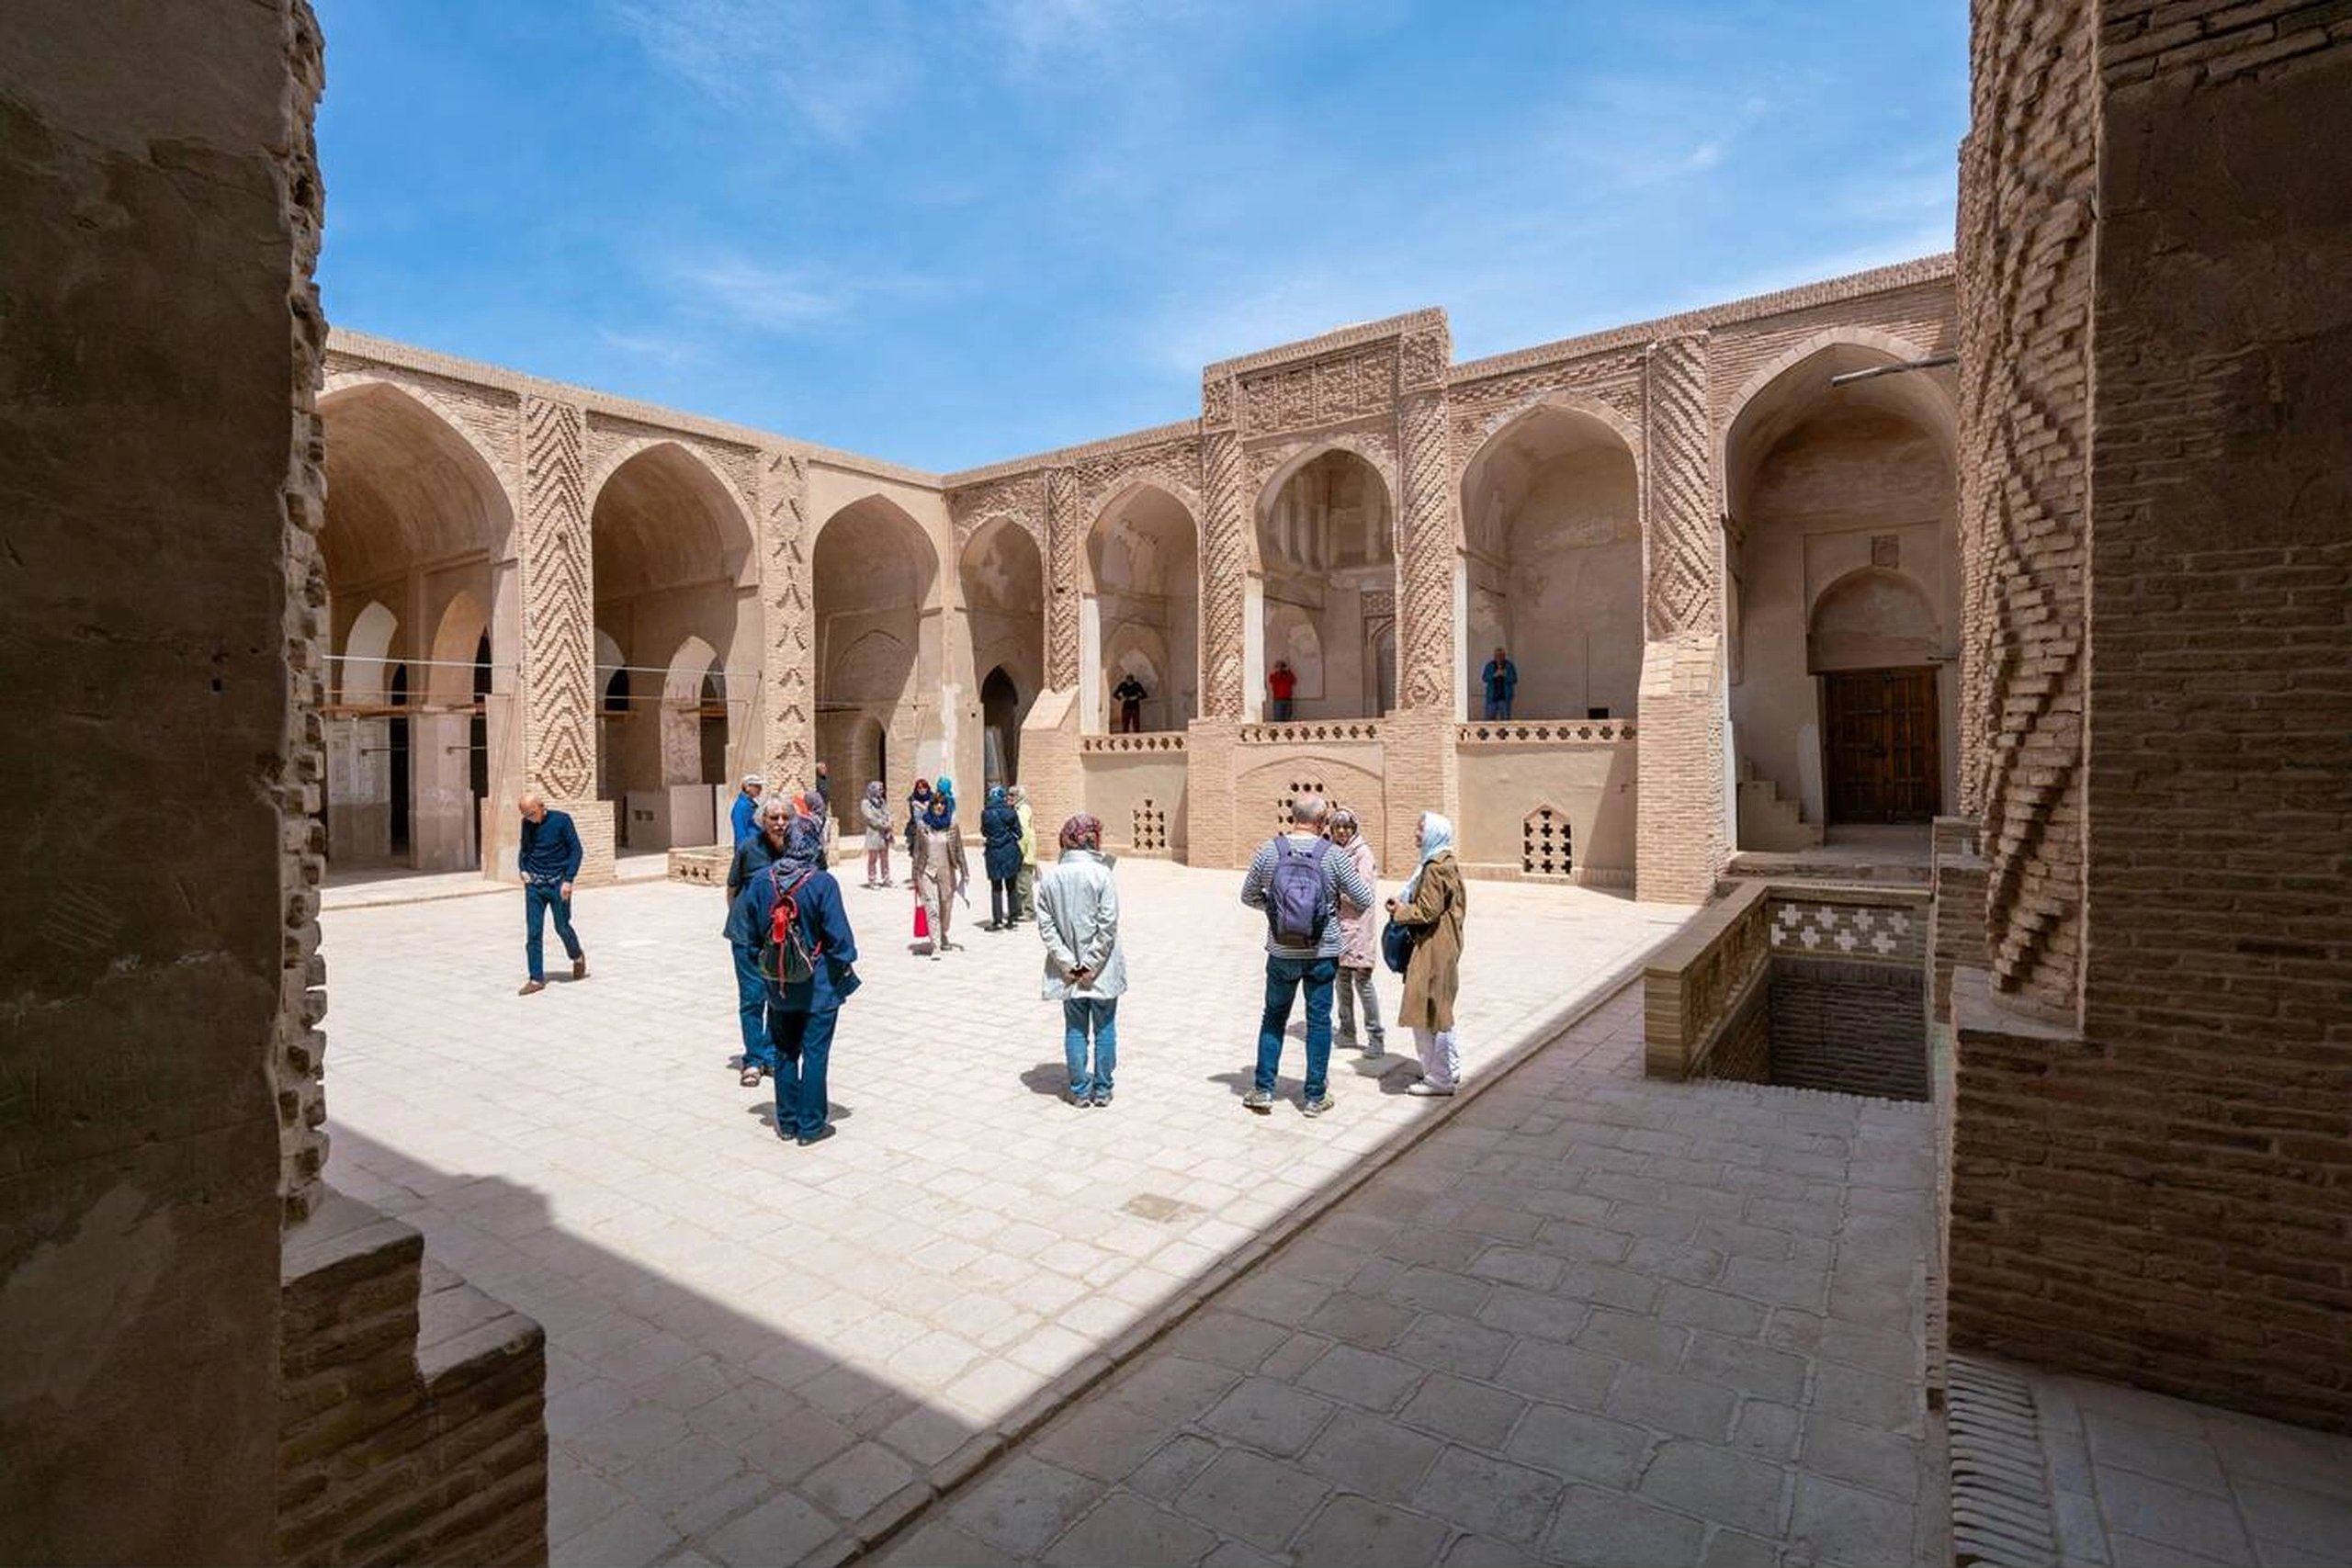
[1241,832,1374,959]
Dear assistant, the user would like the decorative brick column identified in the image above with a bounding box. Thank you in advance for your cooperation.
[1198,371,1248,719]
[519,392,612,883]
[1046,466,1081,692]
[1634,332,1727,905]
[759,445,815,785]
[1182,716,1241,868]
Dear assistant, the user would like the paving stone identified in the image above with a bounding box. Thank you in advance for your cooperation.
[950,1457,1103,1558]
[1800,1414,1919,1501]
[1696,1528,1782,1568]
[1577,1306,1689,1371]
[1469,1245,1567,1291]
[1104,1355,1241,1426]
[1298,1342,1427,1412]
[1682,1332,1812,1404]
[2083,1410,2231,1495]
[1290,1495,1452,1567]
[1028,1398,1183,1483]
[1657,1283,1771,1338]
[1476,1283,1589,1343]
[1606,1367,1738,1442]
[801,1441,918,1523]
[1412,1447,1564,1544]
[1392,1314,1518,1379]
[1789,1472,1917,1565]
[1127,1435,1219,1502]
[1637,1438,1788,1537]
[2089,1469,2253,1563]
[1398,1373,1530,1450]
[1314,1291,1420,1350]
[1172,1449,1329,1552]
[1384,1267,1495,1316]
[881,1519,1019,1567]
[1730,1399,1804,1462]
[1504,1404,1652,1489]
[1544,1484,1708,1566]
[701,1491,832,1568]
[1198,1377,1340,1457]
[1039,1493,1217,1567]
[1442,1535,1544,1568]
[1298,1407,1447,1504]
[1490,1338,1621,1408]
[555,1498,685,1568]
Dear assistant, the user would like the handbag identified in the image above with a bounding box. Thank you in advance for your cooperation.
[1380,916,1418,976]
[912,900,930,940]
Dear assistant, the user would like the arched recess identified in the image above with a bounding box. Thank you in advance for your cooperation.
[814,495,942,810]
[592,442,760,816]
[959,518,1044,770]
[1083,481,1200,733]
[981,667,1022,791]
[1459,400,1643,719]
[659,634,724,789]
[594,628,627,803]
[318,379,517,873]
[1253,447,1393,720]
[1722,339,1959,841]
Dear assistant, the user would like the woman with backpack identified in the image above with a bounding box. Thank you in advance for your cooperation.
[910,776,968,958]
[724,796,795,1087]
[1327,806,1385,1060]
[725,813,859,1145]
[980,785,1023,931]
[859,779,894,888]
[1385,810,1466,1097]
[1036,814,1125,1107]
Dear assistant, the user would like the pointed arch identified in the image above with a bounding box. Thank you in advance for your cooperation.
[1084,479,1201,733]
[589,439,756,595]
[318,378,515,583]
[425,591,490,705]
[340,601,400,705]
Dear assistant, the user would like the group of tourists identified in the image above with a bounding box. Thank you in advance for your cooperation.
[508,762,1470,1146]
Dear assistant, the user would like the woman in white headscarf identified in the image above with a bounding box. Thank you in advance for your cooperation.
[1385,810,1466,1096]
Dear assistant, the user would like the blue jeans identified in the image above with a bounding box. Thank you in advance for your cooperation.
[732,944,776,1072]
[1256,954,1338,1100]
[524,881,581,982]
[1063,998,1119,1098]
[1484,695,1512,720]
[769,1004,838,1139]
[1270,697,1294,722]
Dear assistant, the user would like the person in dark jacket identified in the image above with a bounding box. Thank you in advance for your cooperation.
[981,785,1023,931]
[729,815,860,1146]
[729,773,766,846]
[516,793,586,995]
[724,797,795,1085]
[904,779,933,862]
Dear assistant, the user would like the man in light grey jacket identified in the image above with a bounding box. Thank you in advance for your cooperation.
[1035,813,1126,1108]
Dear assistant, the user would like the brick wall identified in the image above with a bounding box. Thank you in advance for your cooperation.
[1950,2,2352,1432]
[1634,636,1726,904]
[1769,959,1929,1102]
[277,1191,548,1566]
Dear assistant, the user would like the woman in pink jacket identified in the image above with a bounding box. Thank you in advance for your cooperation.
[1327,807,1385,1059]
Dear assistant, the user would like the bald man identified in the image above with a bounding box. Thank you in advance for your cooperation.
[516,793,586,995]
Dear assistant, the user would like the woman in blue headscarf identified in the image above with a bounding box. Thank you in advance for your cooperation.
[727,812,860,1146]
[1385,810,1466,1096]
[911,775,968,958]
[980,784,1023,931]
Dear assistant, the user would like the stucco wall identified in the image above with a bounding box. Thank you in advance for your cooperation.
[1456,742,1638,883]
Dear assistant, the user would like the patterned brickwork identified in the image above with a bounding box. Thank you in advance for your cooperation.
[1396,389,1458,711]
[1199,429,1247,717]
[1642,333,1717,639]
[760,446,814,784]
[1044,467,1080,688]
[521,395,594,802]
[1958,0,2096,1024]
[276,0,330,1224]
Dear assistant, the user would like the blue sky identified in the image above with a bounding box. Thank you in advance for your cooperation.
[314,0,1965,473]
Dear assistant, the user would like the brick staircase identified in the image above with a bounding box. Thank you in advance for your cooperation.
[1736,760,1822,852]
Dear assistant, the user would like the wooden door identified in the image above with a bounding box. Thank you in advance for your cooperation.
[1822,667,1940,823]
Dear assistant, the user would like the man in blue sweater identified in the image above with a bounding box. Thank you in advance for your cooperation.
[728,816,860,1145]
[516,792,587,995]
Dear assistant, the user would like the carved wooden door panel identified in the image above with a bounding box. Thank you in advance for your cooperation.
[1823,668,1939,823]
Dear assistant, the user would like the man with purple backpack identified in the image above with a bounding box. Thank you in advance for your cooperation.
[1239,794,1374,1118]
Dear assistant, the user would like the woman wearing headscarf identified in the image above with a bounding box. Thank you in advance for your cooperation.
[1385,810,1466,1096]
[859,780,894,888]
[727,813,859,1145]
[724,796,795,1087]
[1327,806,1385,1060]
[910,776,968,958]
[981,785,1023,931]
[904,779,933,863]
[1036,814,1125,1107]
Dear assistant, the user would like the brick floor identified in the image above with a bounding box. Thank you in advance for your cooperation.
[878,980,1951,1568]
[320,859,1687,1565]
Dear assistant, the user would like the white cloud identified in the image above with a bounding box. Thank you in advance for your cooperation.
[606,0,921,142]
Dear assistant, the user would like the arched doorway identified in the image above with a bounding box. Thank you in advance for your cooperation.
[814,496,939,807]
[959,519,1044,782]
[1255,449,1393,720]
[1723,342,1959,843]
[590,442,756,850]
[1084,483,1200,733]
[1460,402,1642,719]
[981,666,1021,790]
[318,380,515,873]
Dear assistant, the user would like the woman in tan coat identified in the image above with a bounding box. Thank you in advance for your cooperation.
[1385,810,1465,1096]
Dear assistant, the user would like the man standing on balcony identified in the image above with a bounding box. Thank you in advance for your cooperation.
[1268,659,1298,722]
[1113,671,1148,734]
[1480,647,1520,721]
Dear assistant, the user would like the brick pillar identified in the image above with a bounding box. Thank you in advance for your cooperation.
[1199,371,1248,718]
[519,392,612,883]
[1395,321,1458,716]
[1635,332,1727,905]
[1183,716,1241,867]
[1377,707,1461,874]
[759,446,816,789]
[1046,468,1080,693]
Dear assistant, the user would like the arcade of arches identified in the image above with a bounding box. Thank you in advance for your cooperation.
[307,260,1977,904]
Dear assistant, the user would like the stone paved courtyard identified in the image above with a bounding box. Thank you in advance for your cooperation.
[321,859,1689,1564]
